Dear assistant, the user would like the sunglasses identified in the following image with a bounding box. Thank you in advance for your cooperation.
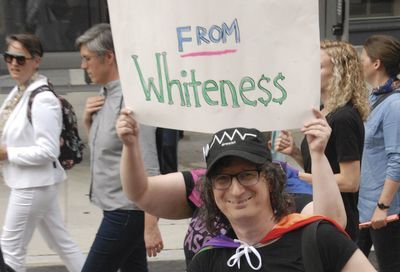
[3,52,33,65]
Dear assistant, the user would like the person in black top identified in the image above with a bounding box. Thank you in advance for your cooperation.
[117,106,374,271]
[186,109,373,271]
[273,40,369,241]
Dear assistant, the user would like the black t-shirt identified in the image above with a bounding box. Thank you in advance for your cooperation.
[301,103,364,241]
[188,221,358,272]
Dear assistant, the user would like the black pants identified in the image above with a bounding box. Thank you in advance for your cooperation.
[357,220,400,272]
[156,128,179,174]
[0,247,14,272]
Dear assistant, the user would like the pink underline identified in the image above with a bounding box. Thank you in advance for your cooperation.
[180,49,237,58]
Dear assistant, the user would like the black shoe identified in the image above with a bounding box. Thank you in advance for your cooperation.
[4,264,15,272]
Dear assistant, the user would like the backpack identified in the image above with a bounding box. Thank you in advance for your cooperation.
[27,82,84,170]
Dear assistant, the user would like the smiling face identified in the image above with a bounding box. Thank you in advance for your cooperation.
[6,41,40,85]
[212,158,272,225]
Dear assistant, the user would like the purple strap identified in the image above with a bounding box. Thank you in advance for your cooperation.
[204,234,240,248]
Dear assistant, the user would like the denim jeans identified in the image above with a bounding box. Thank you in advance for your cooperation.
[361,220,400,272]
[81,210,147,272]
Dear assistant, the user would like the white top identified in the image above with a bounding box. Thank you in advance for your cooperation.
[0,74,66,188]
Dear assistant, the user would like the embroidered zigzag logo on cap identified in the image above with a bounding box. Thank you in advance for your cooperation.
[203,129,257,160]
[210,129,257,149]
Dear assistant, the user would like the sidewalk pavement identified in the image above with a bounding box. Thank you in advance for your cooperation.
[0,130,211,272]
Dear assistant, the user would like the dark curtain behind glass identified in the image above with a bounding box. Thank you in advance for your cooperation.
[0,0,109,52]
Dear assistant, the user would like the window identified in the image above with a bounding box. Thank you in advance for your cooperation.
[350,0,400,18]
[0,0,109,52]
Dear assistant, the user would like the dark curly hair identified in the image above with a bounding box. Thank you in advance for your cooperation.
[199,157,294,235]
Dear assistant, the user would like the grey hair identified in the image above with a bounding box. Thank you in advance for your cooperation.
[75,23,114,55]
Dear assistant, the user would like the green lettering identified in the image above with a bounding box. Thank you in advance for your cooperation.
[257,74,272,107]
[131,54,164,102]
[272,72,287,105]
[188,70,202,107]
[202,80,219,106]
[219,80,239,108]
[181,70,191,107]
[162,52,185,106]
[239,76,256,107]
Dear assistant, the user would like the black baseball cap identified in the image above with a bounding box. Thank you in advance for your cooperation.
[203,127,272,174]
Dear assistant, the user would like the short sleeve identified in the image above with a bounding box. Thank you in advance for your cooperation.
[330,108,364,163]
[317,222,358,272]
[183,171,197,211]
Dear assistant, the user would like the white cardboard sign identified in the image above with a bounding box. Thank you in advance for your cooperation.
[108,0,320,133]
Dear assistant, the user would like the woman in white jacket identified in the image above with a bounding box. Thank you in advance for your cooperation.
[0,34,84,272]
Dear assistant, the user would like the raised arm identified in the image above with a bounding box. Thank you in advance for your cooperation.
[117,108,193,219]
[300,108,346,228]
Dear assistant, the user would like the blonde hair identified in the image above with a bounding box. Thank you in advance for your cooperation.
[321,40,369,121]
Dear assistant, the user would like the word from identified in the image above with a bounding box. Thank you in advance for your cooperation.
[177,18,240,53]
[131,52,287,109]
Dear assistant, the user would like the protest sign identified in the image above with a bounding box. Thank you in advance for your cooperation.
[108,0,320,133]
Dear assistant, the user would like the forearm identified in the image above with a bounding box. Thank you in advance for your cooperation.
[120,142,148,202]
[299,172,312,184]
[145,213,159,229]
[311,153,346,227]
[301,173,358,191]
[301,160,360,193]
[378,178,400,206]
[335,173,359,192]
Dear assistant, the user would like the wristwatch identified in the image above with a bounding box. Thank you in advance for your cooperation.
[377,202,390,210]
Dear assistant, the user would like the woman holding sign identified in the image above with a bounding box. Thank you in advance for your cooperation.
[272,40,370,241]
[116,109,375,271]
[357,34,400,272]
[116,107,348,265]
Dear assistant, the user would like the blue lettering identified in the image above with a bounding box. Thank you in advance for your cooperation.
[177,19,240,51]
[176,26,192,52]
[221,18,240,43]
[196,26,209,45]
[208,25,222,43]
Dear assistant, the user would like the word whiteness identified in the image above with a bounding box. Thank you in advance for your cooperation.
[131,52,287,108]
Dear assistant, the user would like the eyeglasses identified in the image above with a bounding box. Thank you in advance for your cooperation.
[210,170,261,190]
[3,52,33,65]
[80,54,101,64]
